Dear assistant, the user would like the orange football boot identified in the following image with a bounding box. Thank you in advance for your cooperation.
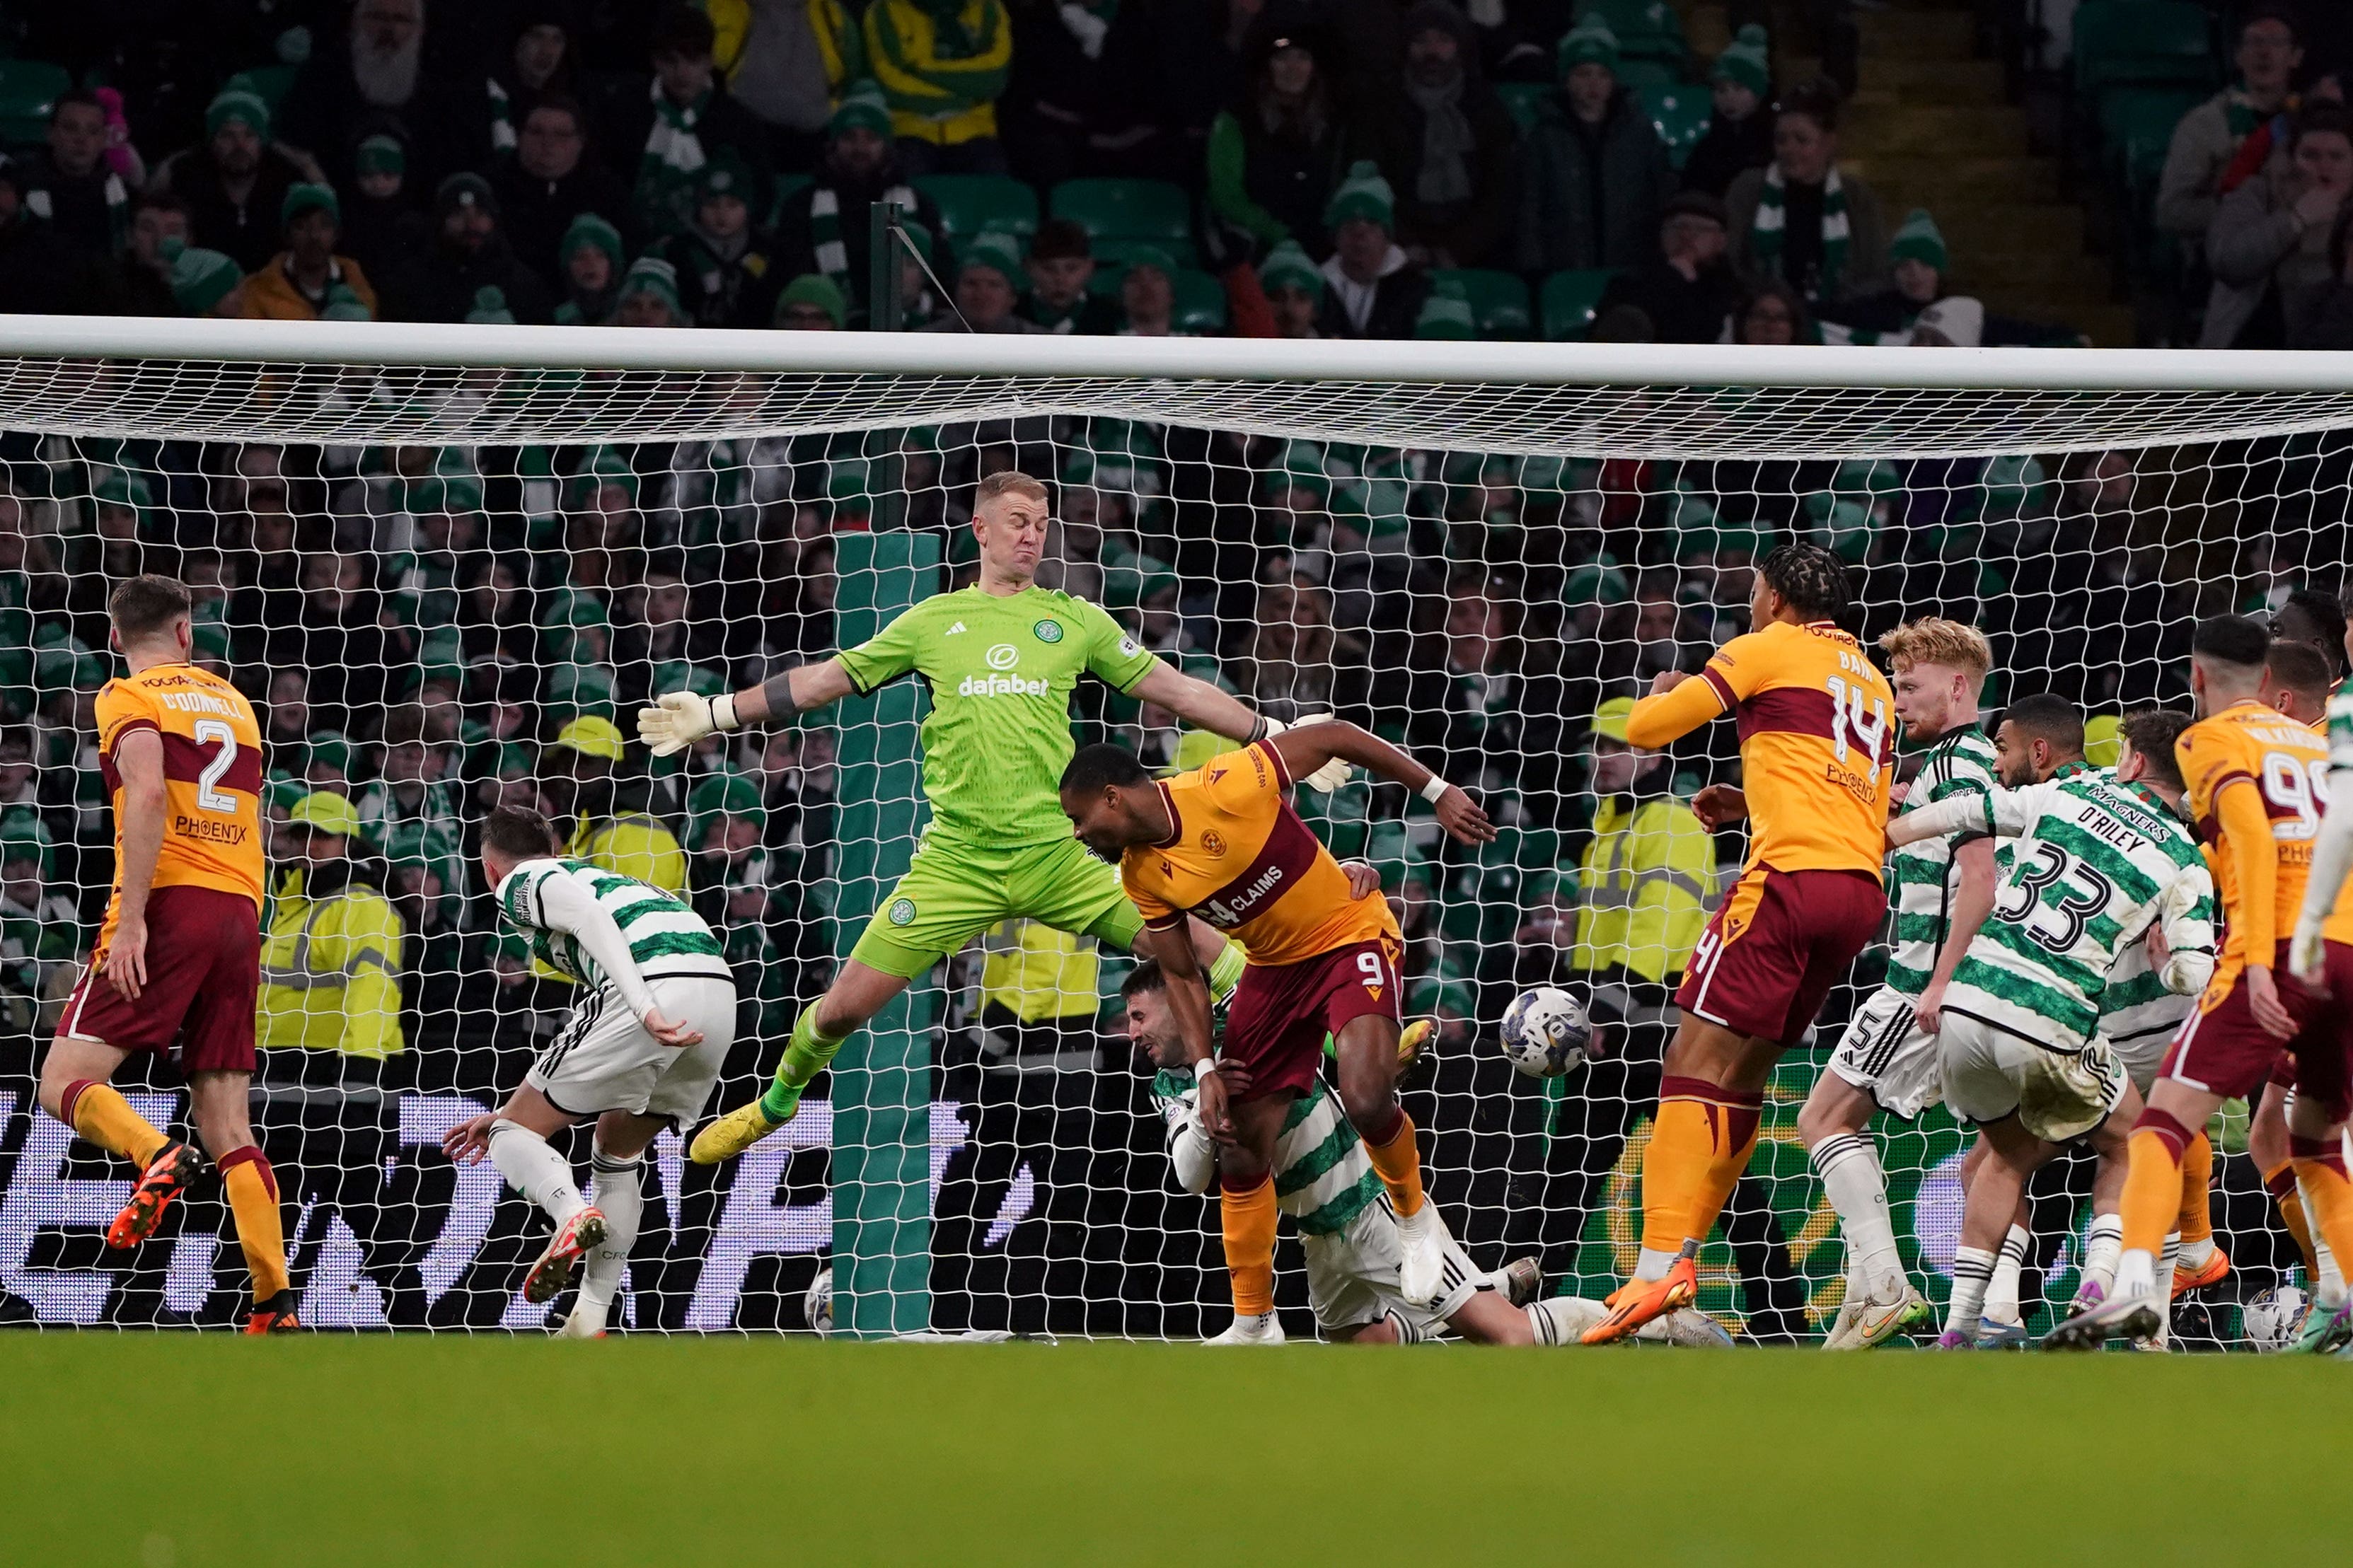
[1581,1239,1699,1345]
[2172,1245,2229,1297]
[244,1289,303,1335]
[106,1140,203,1250]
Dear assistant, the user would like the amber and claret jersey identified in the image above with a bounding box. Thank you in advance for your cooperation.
[2178,699,2324,964]
[1121,741,1399,968]
[1624,618,1895,878]
[94,661,265,950]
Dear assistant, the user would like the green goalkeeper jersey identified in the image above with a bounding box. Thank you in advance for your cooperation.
[836,585,1160,847]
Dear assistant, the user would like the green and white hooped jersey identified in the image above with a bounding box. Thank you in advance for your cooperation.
[2331,673,2353,771]
[1944,765,2210,1053]
[495,856,729,989]
[1883,724,1999,997]
[1152,1070,1383,1238]
[2093,772,2216,1053]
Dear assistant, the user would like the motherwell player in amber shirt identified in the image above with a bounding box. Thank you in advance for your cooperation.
[2055,615,2353,1350]
[33,576,296,1334]
[1584,542,1896,1343]
[1062,721,1493,1332]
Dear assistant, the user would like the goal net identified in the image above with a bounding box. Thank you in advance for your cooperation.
[0,323,2342,1342]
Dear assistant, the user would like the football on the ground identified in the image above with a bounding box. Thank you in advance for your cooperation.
[806,1266,834,1337]
[1498,987,1592,1079]
[2241,1284,2308,1352]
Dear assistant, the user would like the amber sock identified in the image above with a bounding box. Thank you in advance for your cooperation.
[2120,1115,2192,1262]
[1637,1077,1760,1262]
[1220,1173,1278,1318]
[218,1146,290,1304]
[1362,1107,1426,1219]
[2290,1137,2353,1306]
[60,1079,168,1167]
[2265,1161,2320,1278]
[2175,1131,2215,1259]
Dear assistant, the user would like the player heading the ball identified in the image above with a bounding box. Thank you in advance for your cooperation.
[1060,720,1492,1320]
[637,471,1343,1167]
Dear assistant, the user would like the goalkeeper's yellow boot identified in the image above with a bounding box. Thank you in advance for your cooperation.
[690,1085,802,1164]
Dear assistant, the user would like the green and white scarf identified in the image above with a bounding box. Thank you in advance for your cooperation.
[487,77,519,158]
[1748,163,1847,298]
[637,81,712,235]
[807,180,915,306]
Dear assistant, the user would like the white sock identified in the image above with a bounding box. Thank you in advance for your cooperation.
[487,1120,584,1226]
[2083,1213,2124,1294]
[2301,1175,2349,1309]
[1948,1245,1995,1332]
[2178,1234,2217,1272]
[581,1144,644,1313]
[2115,1246,2156,1299]
[1634,1246,1679,1282]
[1984,1224,2030,1325]
[1811,1132,1902,1294]
[2152,1231,2180,1347]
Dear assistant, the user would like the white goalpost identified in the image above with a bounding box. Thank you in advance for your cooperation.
[0,317,2344,1340]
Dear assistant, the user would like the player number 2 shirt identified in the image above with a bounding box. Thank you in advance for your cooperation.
[94,661,265,950]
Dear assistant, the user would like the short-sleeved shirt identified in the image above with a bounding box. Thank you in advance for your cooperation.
[1688,619,1896,877]
[836,585,1159,847]
[2177,699,2325,963]
[2325,675,2353,946]
[1120,741,1397,968]
[95,661,265,948]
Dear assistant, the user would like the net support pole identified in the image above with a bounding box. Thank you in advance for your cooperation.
[828,528,938,1337]
[869,199,905,333]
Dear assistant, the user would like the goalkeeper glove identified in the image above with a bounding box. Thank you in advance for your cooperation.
[1261,713,1354,792]
[637,690,740,759]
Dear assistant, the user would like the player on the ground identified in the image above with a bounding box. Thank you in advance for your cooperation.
[1060,721,1493,1322]
[33,576,294,1332]
[638,472,1314,1164]
[2288,610,2353,1340]
[2054,615,2353,1350]
[1121,960,1733,1347]
[1886,698,2210,1347]
[1580,542,1895,1345]
[440,806,737,1336]
[1800,617,1999,1349]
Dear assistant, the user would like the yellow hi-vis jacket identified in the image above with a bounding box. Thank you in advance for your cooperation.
[979,918,1101,1024]
[570,812,688,896]
[1567,793,1717,985]
[258,869,405,1058]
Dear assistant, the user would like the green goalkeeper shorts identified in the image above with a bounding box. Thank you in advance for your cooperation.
[846,833,1143,979]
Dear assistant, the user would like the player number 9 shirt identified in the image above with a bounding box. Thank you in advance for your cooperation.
[2177,699,2324,969]
[94,662,265,951]
[1121,742,1399,968]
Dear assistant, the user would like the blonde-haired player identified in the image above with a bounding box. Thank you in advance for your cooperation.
[35,576,294,1332]
[1800,617,1998,1348]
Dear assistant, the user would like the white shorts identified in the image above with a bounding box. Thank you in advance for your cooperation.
[1828,985,1944,1120]
[1938,1011,2127,1144]
[1303,1198,1484,1337]
[526,973,737,1128]
[2103,1015,2190,1099]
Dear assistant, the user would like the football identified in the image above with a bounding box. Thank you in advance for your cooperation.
[2241,1284,2309,1352]
[806,1266,835,1337]
[1498,987,1593,1079]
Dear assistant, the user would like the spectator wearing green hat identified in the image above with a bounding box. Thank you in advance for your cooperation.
[924,229,1047,332]
[388,172,555,325]
[1351,2,1517,269]
[648,150,786,329]
[492,95,635,289]
[339,129,432,290]
[775,79,942,327]
[1316,161,1431,339]
[1726,78,1887,312]
[1414,280,1476,339]
[240,182,381,321]
[1251,238,1325,338]
[553,213,626,325]
[168,247,248,318]
[776,272,848,329]
[1682,23,1776,199]
[156,85,326,273]
[613,255,689,327]
[1115,245,1186,337]
[1819,208,2081,347]
[1517,16,1672,274]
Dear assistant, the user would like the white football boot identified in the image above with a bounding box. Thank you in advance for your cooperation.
[1207,1311,1286,1345]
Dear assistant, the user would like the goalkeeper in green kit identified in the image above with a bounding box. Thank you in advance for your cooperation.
[639,470,1347,1163]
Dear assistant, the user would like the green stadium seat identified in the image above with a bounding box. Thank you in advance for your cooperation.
[1614,60,1680,91]
[1495,81,1549,133]
[1428,269,1532,339]
[0,59,70,149]
[2103,86,2206,192]
[1640,83,1713,170]
[223,64,299,114]
[1576,0,1687,64]
[2071,1,2216,97]
[912,174,1039,243]
[1172,268,1228,333]
[1051,178,1193,248]
[1542,268,1619,340]
[1092,234,1201,270]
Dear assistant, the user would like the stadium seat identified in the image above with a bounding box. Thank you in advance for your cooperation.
[1541,269,1618,339]
[2070,1,2216,98]
[1639,84,1713,170]
[911,174,1039,243]
[1051,178,1192,248]
[223,64,299,114]
[765,172,813,228]
[1093,234,1202,270]
[1429,269,1531,339]
[1614,59,1679,91]
[1172,268,1228,333]
[0,59,69,149]
[1495,81,1549,133]
[1576,0,1687,64]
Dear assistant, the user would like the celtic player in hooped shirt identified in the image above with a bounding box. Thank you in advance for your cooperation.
[639,471,1317,1163]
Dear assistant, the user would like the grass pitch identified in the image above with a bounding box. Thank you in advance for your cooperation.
[4,1336,2345,1567]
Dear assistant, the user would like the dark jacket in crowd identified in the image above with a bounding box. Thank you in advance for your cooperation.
[158,142,318,274]
[1314,249,1432,339]
[598,83,772,233]
[1678,110,1773,201]
[1515,86,1672,274]
[772,171,942,327]
[16,152,129,259]
[649,223,787,330]
[384,228,556,324]
[998,0,1197,187]
[278,36,470,187]
[1597,257,1742,344]
[0,209,116,313]
[1351,8,1518,267]
[490,158,635,294]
